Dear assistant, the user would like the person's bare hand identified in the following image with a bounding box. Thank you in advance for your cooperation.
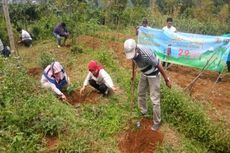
[61,94,67,101]
[80,86,86,96]
[111,86,117,92]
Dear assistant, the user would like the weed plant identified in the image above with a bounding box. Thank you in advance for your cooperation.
[0,58,82,152]
[38,52,55,69]
[161,85,230,153]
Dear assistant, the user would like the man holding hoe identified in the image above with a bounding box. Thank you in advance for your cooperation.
[124,39,172,131]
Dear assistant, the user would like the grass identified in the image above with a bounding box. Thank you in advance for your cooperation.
[1,32,229,152]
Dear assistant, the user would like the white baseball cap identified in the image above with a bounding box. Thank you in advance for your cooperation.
[124,39,136,59]
[52,62,62,74]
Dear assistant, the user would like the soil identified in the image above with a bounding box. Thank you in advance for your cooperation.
[119,118,164,153]
[44,136,60,152]
[27,67,42,79]
[166,65,230,125]
[107,41,132,69]
[77,35,102,49]
[65,88,102,106]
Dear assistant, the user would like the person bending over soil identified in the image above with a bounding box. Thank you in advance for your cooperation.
[80,60,117,96]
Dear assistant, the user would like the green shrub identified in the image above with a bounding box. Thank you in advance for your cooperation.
[38,52,55,69]
[161,86,230,153]
[70,45,83,54]
[0,58,81,152]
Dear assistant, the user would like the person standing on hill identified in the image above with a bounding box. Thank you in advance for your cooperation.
[80,60,117,96]
[124,39,172,131]
[53,22,69,48]
[162,17,177,68]
[41,61,70,100]
[136,19,151,36]
[16,27,32,47]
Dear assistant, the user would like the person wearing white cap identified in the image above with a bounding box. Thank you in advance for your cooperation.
[41,61,70,100]
[124,39,171,131]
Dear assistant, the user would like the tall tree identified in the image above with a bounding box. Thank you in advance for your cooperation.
[2,0,17,55]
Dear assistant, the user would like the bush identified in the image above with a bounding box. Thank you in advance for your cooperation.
[38,52,55,69]
[161,86,230,153]
[70,45,83,54]
[0,58,80,152]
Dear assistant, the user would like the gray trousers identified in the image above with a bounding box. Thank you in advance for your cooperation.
[138,73,161,125]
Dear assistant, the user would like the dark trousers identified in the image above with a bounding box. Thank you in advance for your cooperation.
[22,39,32,47]
[89,79,108,94]
[227,61,230,72]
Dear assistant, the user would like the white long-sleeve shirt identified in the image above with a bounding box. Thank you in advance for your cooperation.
[21,29,32,41]
[0,39,3,51]
[41,64,69,95]
[83,69,114,88]
[162,26,177,32]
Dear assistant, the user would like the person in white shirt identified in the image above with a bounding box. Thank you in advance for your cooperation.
[0,39,3,52]
[16,27,32,47]
[162,17,176,32]
[41,61,70,100]
[80,60,116,96]
[162,17,176,68]
[136,19,151,36]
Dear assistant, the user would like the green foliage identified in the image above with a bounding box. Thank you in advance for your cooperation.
[0,60,37,104]
[71,45,83,54]
[65,83,77,95]
[9,3,41,27]
[2,0,229,44]
[0,57,81,152]
[121,7,150,26]
[38,52,55,69]
[30,16,60,39]
[57,137,91,153]
[0,17,8,44]
[156,136,210,153]
[161,86,230,153]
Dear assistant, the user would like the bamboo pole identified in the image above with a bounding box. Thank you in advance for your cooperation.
[2,0,17,55]
[184,52,218,92]
[205,73,222,98]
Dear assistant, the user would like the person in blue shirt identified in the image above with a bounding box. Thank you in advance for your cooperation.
[53,22,69,48]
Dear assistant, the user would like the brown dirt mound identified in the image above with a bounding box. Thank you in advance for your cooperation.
[66,88,101,106]
[77,35,102,49]
[119,118,164,153]
[167,65,230,125]
[77,35,132,69]
[96,31,133,42]
[107,41,132,69]
[43,136,60,153]
[27,67,42,79]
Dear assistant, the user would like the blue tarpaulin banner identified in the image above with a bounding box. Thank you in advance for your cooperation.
[138,27,230,72]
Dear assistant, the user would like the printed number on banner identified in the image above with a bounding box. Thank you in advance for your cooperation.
[178,49,190,56]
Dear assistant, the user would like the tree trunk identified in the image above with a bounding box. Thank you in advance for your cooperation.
[150,0,156,10]
[2,0,17,55]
